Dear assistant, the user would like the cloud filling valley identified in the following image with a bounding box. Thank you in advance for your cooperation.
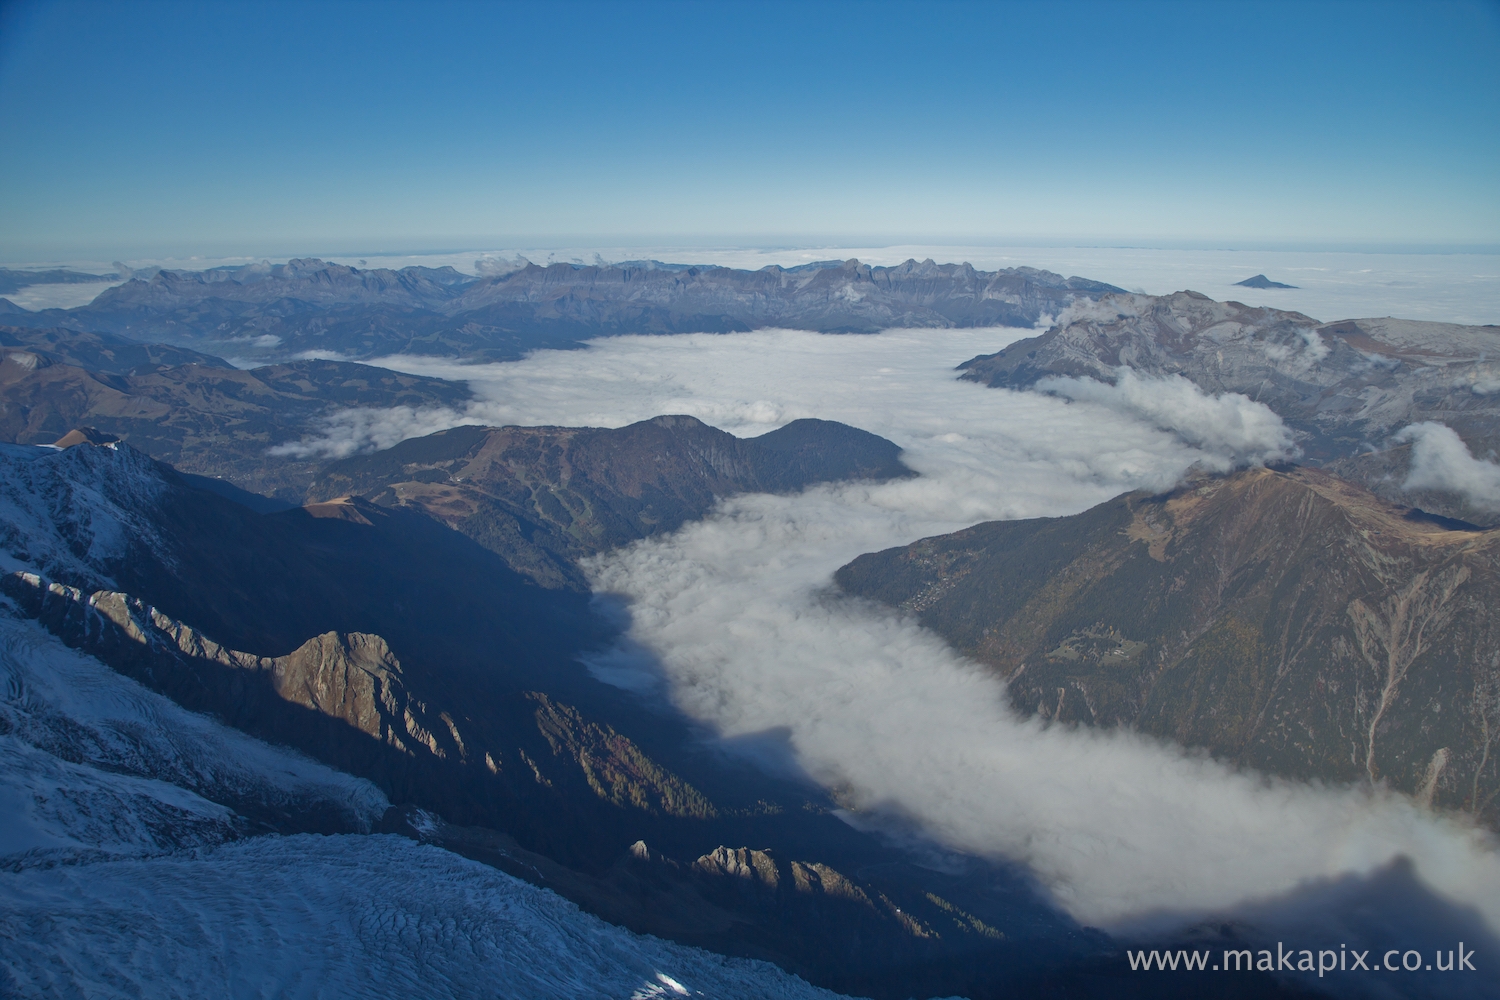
[286,327,1499,939]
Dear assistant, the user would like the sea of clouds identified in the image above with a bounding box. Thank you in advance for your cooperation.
[269,327,1500,951]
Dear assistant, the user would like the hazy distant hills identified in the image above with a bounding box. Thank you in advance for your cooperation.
[3,323,231,372]
[1233,273,1297,289]
[837,465,1500,827]
[959,290,1500,523]
[2,256,1124,362]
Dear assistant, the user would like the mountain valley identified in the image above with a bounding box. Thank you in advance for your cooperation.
[1,264,1495,999]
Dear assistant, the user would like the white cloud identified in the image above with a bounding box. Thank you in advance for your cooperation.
[1034,368,1300,468]
[269,327,1497,937]
[268,404,467,459]
[1394,421,1500,511]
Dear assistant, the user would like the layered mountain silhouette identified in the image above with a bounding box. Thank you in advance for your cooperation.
[2,256,1123,363]
[0,266,117,295]
[837,466,1500,827]
[2,268,1478,998]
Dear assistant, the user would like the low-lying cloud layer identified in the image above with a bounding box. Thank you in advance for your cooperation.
[1395,421,1500,512]
[585,485,1500,930]
[290,328,1497,940]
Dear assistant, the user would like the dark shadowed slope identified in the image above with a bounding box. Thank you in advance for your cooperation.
[837,466,1500,827]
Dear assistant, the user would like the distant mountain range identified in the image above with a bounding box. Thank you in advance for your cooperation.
[837,465,1500,827]
[0,256,1124,363]
[1,325,471,498]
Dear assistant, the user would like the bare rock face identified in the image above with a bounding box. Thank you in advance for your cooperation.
[6,575,464,766]
[837,466,1500,826]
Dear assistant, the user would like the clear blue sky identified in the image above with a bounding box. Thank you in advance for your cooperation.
[1,0,1497,260]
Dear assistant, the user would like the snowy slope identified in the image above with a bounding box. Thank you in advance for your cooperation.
[0,441,169,589]
[0,608,389,867]
[0,834,848,1000]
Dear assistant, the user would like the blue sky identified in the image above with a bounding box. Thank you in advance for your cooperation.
[0,0,1496,260]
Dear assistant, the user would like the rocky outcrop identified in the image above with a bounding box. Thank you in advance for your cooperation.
[837,466,1500,826]
[2,573,464,765]
[529,692,716,819]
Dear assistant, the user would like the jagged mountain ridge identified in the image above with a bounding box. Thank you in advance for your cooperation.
[959,291,1499,453]
[836,466,1500,826]
[308,415,914,588]
[5,256,1124,363]
[0,607,389,866]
